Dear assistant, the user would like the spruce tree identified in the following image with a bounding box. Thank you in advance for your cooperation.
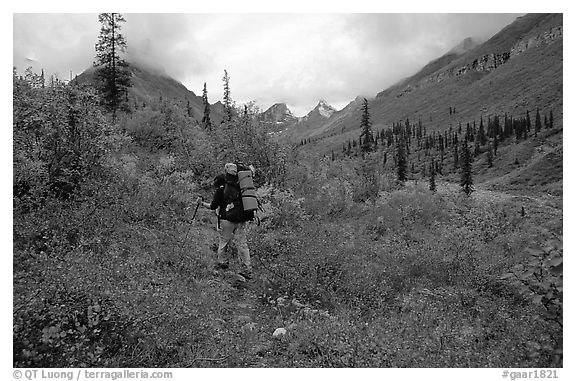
[549,110,554,129]
[222,70,233,122]
[396,135,408,183]
[460,141,474,196]
[535,108,542,136]
[94,13,131,120]
[201,83,212,130]
[453,143,459,170]
[478,116,487,145]
[242,104,250,126]
[359,98,373,153]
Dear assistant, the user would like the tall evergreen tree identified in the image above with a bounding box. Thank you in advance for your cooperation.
[242,104,250,126]
[222,70,233,122]
[396,135,408,183]
[535,108,542,136]
[94,13,131,120]
[359,98,373,153]
[201,82,212,130]
[460,141,474,196]
[549,110,554,129]
[478,116,487,145]
[453,143,459,170]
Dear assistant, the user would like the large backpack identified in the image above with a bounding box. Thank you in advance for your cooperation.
[222,163,259,223]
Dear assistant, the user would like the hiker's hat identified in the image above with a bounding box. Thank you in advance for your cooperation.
[224,162,237,176]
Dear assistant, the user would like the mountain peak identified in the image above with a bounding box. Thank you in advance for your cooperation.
[260,102,297,125]
[313,99,337,118]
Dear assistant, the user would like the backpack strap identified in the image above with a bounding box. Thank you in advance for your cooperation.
[257,197,265,213]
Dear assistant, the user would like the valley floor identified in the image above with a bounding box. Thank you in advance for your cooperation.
[14,176,563,368]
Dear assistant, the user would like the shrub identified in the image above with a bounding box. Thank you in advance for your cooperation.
[501,238,563,366]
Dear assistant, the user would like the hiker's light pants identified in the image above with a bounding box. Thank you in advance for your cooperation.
[217,220,251,269]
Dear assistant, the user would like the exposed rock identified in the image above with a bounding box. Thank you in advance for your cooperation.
[259,103,297,124]
[272,328,287,337]
[397,24,563,97]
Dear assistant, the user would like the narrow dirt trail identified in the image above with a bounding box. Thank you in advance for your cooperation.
[189,214,280,366]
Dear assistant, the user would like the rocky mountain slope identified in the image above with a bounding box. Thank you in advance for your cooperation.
[259,103,298,133]
[282,13,562,154]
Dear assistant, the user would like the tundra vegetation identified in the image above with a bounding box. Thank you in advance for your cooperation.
[13,67,562,368]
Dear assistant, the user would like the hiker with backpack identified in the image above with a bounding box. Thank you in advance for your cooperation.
[197,162,257,280]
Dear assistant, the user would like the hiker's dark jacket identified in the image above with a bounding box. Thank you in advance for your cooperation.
[209,186,226,220]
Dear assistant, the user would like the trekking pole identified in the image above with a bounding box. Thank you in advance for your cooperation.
[191,196,203,221]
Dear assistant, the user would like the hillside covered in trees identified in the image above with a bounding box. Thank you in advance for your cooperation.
[13,13,562,369]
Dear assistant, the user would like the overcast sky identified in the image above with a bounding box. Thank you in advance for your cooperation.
[13,13,522,116]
